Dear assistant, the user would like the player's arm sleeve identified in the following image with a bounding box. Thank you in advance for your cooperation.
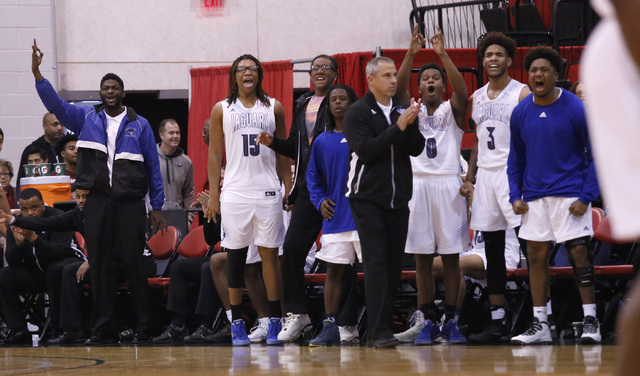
[306,141,329,211]
[575,106,600,204]
[141,121,165,210]
[507,110,525,203]
[35,78,88,134]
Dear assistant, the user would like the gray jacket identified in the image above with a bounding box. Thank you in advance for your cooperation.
[156,144,195,216]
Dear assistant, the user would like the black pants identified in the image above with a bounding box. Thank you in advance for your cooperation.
[44,257,84,331]
[281,189,323,314]
[59,257,155,331]
[83,191,149,333]
[166,257,220,320]
[350,199,409,343]
[0,266,45,329]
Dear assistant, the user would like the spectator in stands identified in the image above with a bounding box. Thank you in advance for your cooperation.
[256,54,339,342]
[0,160,17,209]
[392,25,469,345]
[305,84,361,346]
[569,80,585,103]
[32,39,167,344]
[508,47,600,345]
[24,144,51,177]
[0,188,83,345]
[205,54,290,346]
[0,128,4,153]
[56,134,78,189]
[459,32,530,344]
[344,56,424,348]
[16,113,63,193]
[157,119,195,221]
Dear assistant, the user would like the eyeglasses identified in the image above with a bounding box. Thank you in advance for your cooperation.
[310,65,335,72]
[236,66,259,73]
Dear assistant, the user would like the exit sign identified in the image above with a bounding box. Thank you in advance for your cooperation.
[203,0,223,7]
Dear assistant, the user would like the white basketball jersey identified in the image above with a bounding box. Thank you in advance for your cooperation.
[472,79,527,169]
[411,101,463,176]
[221,97,280,201]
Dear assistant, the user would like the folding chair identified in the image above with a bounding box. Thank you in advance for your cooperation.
[147,226,181,278]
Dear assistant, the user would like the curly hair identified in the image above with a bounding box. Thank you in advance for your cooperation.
[478,32,517,59]
[227,54,270,107]
[524,46,563,74]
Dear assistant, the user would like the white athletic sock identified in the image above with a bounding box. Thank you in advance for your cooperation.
[583,304,597,319]
[533,306,547,323]
[546,300,553,315]
[226,310,232,323]
[491,307,505,321]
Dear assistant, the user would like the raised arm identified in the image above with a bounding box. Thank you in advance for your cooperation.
[32,39,87,134]
[397,24,425,103]
[431,25,468,130]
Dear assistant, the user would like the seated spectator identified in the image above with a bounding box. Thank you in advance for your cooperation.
[56,134,78,190]
[24,144,50,177]
[0,188,83,345]
[0,160,16,209]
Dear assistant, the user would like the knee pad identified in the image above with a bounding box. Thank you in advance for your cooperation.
[573,265,595,288]
[565,236,590,249]
[227,247,248,288]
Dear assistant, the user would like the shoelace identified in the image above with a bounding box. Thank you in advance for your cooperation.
[523,321,544,336]
[583,320,598,333]
[282,313,299,330]
[408,311,423,327]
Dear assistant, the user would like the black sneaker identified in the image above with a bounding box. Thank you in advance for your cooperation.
[132,330,152,344]
[48,329,85,345]
[184,325,216,344]
[0,329,32,346]
[84,331,113,345]
[468,318,512,344]
[204,324,231,343]
[152,324,188,344]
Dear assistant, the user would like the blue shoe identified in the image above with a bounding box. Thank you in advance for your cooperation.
[309,319,340,346]
[415,320,441,345]
[266,318,283,345]
[231,319,251,346]
[441,319,467,344]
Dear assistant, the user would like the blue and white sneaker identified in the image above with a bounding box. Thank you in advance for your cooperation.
[231,319,251,346]
[309,319,340,346]
[441,319,467,344]
[266,317,283,345]
[415,319,441,345]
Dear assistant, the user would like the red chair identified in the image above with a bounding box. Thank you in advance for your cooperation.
[591,207,605,234]
[175,225,210,258]
[147,226,180,261]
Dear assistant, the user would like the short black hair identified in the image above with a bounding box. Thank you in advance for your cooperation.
[57,134,78,155]
[19,188,43,202]
[311,54,338,72]
[417,63,445,85]
[524,46,563,74]
[478,32,517,59]
[100,73,124,90]
[24,144,48,161]
[0,128,4,138]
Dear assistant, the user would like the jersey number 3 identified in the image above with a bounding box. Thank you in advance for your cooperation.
[242,134,260,156]
[486,127,496,150]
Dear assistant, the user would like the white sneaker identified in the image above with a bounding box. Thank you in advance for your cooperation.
[248,317,269,343]
[580,316,601,344]
[277,313,312,342]
[394,310,425,343]
[339,325,359,345]
[511,318,553,345]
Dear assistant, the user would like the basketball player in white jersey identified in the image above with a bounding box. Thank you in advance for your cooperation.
[393,25,470,345]
[459,32,530,343]
[205,54,291,346]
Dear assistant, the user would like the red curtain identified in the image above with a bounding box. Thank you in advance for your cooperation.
[187,60,293,196]
[333,52,373,98]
